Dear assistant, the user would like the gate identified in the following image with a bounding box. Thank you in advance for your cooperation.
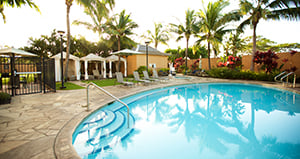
[0,56,56,96]
[43,58,56,93]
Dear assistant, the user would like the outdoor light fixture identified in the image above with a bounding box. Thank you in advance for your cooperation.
[145,41,150,71]
[57,30,66,89]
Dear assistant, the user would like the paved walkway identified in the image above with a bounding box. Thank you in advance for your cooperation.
[0,77,299,159]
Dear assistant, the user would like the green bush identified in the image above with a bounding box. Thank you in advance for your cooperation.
[136,66,147,75]
[0,92,11,104]
[207,67,276,81]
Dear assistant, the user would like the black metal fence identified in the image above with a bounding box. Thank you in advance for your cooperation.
[0,56,56,96]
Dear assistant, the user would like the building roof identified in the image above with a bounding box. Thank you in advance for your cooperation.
[133,44,170,56]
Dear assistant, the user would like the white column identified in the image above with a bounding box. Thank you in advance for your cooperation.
[75,60,80,80]
[55,59,61,82]
[84,60,88,80]
[109,61,112,78]
[103,60,106,78]
[95,62,98,71]
[124,60,127,77]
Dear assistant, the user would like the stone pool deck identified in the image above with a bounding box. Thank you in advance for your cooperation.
[0,77,299,159]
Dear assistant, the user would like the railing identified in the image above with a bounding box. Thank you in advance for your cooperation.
[274,71,286,82]
[280,72,296,88]
[86,82,130,128]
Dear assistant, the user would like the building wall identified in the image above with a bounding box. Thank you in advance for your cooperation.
[187,52,300,76]
[126,54,169,75]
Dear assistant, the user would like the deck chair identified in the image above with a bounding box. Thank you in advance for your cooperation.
[92,70,101,79]
[133,71,151,84]
[116,72,134,86]
[153,69,169,81]
[142,71,159,82]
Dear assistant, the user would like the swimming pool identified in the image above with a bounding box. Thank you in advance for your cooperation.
[73,83,300,159]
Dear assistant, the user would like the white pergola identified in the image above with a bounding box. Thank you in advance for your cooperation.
[51,52,80,81]
[105,55,127,78]
[80,53,106,80]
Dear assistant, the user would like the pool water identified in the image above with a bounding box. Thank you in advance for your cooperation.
[73,83,300,159]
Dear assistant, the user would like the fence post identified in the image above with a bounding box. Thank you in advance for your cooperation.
[43,57,46,93]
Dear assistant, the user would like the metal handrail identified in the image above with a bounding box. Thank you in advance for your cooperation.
[280,72,296,88]
[86,82,130,128]
[274,71,286,82]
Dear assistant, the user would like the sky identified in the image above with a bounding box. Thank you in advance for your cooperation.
[0,0,299,52]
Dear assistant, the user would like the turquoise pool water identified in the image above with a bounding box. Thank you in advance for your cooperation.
[73,83,300,159]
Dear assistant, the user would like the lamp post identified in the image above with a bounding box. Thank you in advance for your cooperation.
[145,41,150,71]
[58,30,66,89]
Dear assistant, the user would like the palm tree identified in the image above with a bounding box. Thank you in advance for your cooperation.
[143,23,169,49]
[196,0,237,70]
[72,0,113,36]
[1,0,40,23]
[64,0,115,80]
[225,31,246,56]
[105,9,138,71]
[238,0,300,71]
[170,9,198,74]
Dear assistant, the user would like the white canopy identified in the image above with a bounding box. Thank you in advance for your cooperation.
[80,53,106,80]
[80,53,106,61]
[106,55,126,62]
[0,48,37,56]
[51,52,80,81]
[52,52,80,61]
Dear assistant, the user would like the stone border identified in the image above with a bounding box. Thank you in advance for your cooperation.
[53,79,300,158]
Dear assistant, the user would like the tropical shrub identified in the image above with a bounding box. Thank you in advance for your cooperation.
[191,59,200,70]
[207,67,277,81]
[217,55,242,69]
[0,92,11,104]
[174,57,185,70]
[253,50,279,73]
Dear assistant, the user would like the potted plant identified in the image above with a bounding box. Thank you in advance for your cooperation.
[0,92,11,104]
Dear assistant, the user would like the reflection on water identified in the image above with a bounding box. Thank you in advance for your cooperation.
[80,83,300,159]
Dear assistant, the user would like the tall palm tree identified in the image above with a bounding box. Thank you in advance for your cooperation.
[143,23,169,49]
[225,31,246,56]
[73,0,113,37]
[170,9,199,74]
[196,0,237,70]
[1,0,40,23]
[105,9,138,71]
[238,0,300,71]
[64,0,115,80]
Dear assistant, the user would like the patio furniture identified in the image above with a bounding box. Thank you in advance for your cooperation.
[92,70,101,79]
[142,71,159,82]
[133,71,151,84]
[116,72,134,86]
[153,70,169,81]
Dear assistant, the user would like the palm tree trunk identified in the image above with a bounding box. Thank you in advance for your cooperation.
[117,36,121,72]
[185,38,189,75]
[208,41,211,70]
[155,41,158,49]
[251,24,257,71]
[64,0,72,81]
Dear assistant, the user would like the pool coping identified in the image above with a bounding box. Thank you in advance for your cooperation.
[53,79,300,159]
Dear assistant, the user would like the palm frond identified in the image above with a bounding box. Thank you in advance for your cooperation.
[268,7,300,20]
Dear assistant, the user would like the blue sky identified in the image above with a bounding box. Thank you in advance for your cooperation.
[0,0,299,52]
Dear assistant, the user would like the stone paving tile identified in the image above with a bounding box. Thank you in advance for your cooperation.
[0,77,299,159]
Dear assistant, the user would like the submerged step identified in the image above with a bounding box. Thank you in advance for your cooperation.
[83,111,106,125]
[78,110,115,134]
[89,110,135,154]
[86,111,125,143]
[74,108,135,156]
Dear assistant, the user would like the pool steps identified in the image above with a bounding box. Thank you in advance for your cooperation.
[74,107,135,157]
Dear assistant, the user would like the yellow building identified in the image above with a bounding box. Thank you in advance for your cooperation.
[124,44,170,75]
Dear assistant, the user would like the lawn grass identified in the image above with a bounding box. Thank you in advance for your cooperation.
[56,82,85,90]
[82,78,137,87]
[82,79,119,87]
